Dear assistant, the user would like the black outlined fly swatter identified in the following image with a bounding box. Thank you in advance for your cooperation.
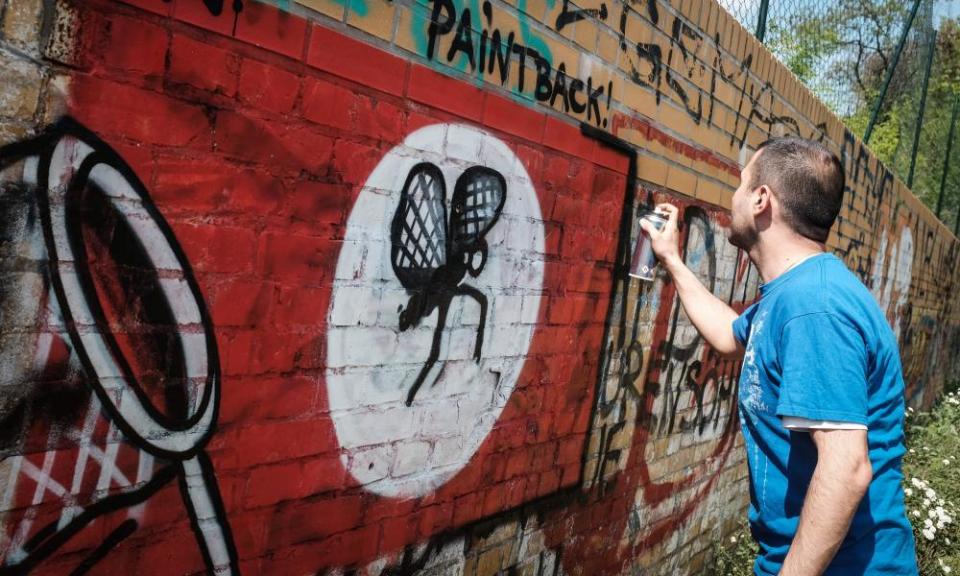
[390,162,507,406]
[0,118,239,574]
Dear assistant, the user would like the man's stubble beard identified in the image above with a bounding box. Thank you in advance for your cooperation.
[727,220,758,251]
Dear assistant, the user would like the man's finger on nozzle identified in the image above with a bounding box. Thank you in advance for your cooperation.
[657,203,678,219]
[658,206,678,227]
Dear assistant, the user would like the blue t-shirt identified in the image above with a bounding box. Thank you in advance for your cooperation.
[733,252,917,576]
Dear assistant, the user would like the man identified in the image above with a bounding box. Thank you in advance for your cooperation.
[642,137,918,575]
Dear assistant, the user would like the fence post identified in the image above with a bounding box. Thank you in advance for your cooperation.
[908,31,937,188]
[864,0,923,145]
[936,93,959,219]
[955,195,960,235]
[755,0,771,43]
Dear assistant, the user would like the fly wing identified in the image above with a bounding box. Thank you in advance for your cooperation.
[449,166,507,253]
[390,162,447,289]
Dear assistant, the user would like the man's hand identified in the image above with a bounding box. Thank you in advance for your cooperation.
[639,202,743,357]
[779,428,873,575]
[638,203,682,271]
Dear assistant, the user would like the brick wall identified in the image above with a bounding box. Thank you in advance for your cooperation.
[0,0,955,574]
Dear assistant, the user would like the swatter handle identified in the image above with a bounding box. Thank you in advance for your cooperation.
[181,455,238,575]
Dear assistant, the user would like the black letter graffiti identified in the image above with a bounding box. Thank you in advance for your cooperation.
[447,7,476,69]
[569,77,587,114]
[586,77,606,127]
[666,16,704,124]
[533,49,553,102]
[427,0,457,62]
[632,42,664,104]
[555,0,607,32]
[418,1,609,126]
[550,63,571,112]
[488,29,515,84]
[512,43,528,92]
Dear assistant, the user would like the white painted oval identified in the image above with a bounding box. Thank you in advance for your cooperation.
[325,124,544,498]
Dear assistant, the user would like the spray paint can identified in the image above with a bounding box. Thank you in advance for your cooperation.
[629,210,669,281]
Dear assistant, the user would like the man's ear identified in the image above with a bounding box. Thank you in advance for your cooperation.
[753,184,773,216]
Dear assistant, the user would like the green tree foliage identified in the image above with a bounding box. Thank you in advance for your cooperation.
[765,0,912,115]
[756,0,959,225]
[899,19,960,221]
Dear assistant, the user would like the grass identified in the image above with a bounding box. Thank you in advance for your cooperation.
[709,385,960,575]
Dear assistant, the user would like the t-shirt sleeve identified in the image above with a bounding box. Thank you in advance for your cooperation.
[732,312,750,346]
[776,312,868,425]
[781,416,868,431]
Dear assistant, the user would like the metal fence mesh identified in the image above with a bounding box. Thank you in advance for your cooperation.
[718,0,959,229]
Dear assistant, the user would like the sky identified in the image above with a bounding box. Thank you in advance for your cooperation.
[715,0,760,29]
[934,0,958,27]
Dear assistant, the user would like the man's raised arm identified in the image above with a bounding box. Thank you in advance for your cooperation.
[641,203,743,357]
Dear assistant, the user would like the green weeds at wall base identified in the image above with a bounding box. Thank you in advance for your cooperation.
[709,388,960,575]
[710,526,758,576]
[903,388,960,575]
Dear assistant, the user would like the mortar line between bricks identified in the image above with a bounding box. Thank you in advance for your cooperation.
[402,50,413,98]
[300,17,312,63]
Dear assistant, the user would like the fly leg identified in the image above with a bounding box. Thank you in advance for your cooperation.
[456,283,487,361]
[405,300,449,406]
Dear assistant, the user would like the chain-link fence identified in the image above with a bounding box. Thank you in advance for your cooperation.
[718,0,960,230]
[909,29,960,230]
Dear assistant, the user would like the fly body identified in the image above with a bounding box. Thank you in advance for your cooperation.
[390,162,507,406]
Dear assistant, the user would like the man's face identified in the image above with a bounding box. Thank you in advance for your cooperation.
[728,150,761,250]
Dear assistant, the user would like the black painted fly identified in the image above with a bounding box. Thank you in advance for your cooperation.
[390,162,507,406]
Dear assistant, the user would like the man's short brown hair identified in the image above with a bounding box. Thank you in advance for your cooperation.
[750,137,845,243]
